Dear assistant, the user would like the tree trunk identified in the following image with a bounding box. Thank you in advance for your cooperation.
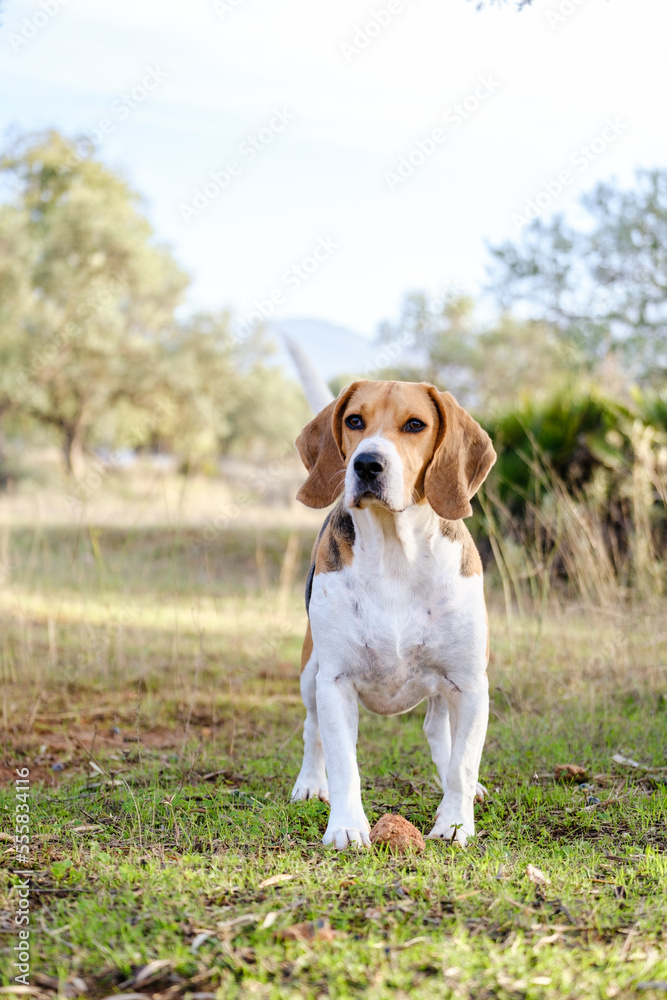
[63,427,85,478]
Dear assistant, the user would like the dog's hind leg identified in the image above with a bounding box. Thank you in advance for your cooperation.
[423,695,452,790]
[425,697,487,806]
[426,679,489,847]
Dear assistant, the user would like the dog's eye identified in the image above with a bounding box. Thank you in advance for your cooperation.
[403,419,426,433]
[345,414,365,430]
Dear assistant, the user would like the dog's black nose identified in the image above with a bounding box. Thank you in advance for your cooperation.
[354,452,385,483]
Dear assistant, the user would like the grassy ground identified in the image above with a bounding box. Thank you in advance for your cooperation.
[1,520,666,999]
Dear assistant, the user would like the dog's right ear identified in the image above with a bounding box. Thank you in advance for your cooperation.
[295,384,361,508]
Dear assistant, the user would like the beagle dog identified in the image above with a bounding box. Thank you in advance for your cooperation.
[290,380,496,849]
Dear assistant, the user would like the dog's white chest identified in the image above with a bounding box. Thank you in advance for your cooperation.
[309,540,483,715]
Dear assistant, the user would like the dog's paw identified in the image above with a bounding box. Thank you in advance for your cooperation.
[426,818,472,848]
[290,777,329,803]
[323,817,371,850]
[475,782,488,803]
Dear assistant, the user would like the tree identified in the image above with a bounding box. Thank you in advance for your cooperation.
[376,291,582,411]
[113,313,310,469]
[0,130,312,480]
[376,293,480,398]
[0,130,188,473]
[487,170,667,385]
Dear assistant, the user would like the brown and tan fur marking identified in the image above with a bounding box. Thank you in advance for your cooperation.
[335,381,441,507]
[301,621,314,671]
[440,520,483,577]
[302,503,356,672]
[296,380,495,521]
[314,502,356,575]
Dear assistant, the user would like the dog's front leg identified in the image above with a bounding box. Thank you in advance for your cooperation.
[316,669,370,849]
[291,654,329,803]
[427,679,489,847]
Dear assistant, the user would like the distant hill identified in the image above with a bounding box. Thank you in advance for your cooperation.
[265,317,381,383]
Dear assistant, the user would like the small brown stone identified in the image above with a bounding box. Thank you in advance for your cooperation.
[369,813,425,854]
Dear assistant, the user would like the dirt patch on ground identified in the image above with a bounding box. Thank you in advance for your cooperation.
[0,761,64,788]
[1,721,227,786]
[32,722,186,751]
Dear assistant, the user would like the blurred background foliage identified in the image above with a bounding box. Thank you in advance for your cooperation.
[0,129,665,595]
[0,130,311,478]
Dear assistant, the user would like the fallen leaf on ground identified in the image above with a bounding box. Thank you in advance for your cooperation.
[99,995,147,1000]
[132,960,173,987]
[611,753,667,772]
[0,988,42,996]
[33,975,59,990]
[190,931,214,953]
[216,914,259,933]
[526,864,550,886]
[276,918,337,942]
[536,932,562,947]
[554,764,588,782]
[369,814,425,854]
[613,753,644,769]
[259,874,294,888]
[370,936,427,951]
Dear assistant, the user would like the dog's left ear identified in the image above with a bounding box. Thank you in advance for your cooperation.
[295,383,363,508]
[424,388,496,520]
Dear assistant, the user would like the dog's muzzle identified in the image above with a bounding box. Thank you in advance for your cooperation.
[351,451,387,504]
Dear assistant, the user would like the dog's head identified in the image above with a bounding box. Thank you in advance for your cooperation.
[295,379,496,519]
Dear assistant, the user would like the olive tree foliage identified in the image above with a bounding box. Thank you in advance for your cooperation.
[487,170,667,385]
[0,130,308,476]
[0,130,188,473]
[376,292,581,412]
[131,315,310,468]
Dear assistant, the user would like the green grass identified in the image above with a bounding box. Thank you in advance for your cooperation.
[1,524,666,998]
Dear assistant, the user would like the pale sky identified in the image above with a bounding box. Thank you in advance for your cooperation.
[1,0,666,338]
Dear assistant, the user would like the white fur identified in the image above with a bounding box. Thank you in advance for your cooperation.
[291,495,489,849]
[344,433,407,511]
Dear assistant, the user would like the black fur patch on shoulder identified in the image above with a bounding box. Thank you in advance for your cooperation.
[304,505,356,614]
[325,505,356,572]
[305,562,316,615]
[305,510,333,615]
[331,505,356,548]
